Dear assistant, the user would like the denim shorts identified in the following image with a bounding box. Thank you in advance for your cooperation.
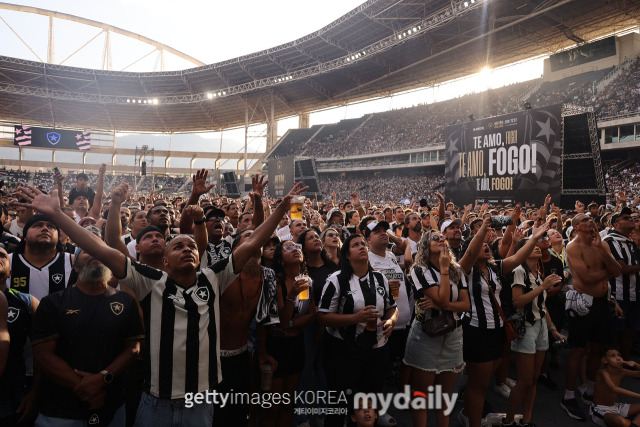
[403,320,465,373]
[510,318,549,354]
[134,391,213,426]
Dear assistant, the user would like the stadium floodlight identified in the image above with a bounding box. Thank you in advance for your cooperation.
[138,99,142,103]
[222,91,226,95]
[464,1,469,7]
[152,98,159,104]
[207,93,213,99]
[126,99,131,103]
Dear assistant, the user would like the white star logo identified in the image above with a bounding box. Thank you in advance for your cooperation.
[194,286,210,302]
[536,118,555,143]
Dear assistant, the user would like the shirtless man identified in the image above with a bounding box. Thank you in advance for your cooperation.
[561,213,622,420]
[212,177,276,427]
[590,348,640,427]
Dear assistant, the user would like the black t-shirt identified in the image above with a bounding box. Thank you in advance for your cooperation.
[308,262,338,306]
[69,187,96,207]
[542,255,565,293]
[0,288,32,401]
[30,286,144,421]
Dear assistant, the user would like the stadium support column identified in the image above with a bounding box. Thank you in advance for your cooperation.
[244,103,248,177]
[52,150,55,165]
[266,92,277,152]
[82,151,87,169]
[299,113,310,129]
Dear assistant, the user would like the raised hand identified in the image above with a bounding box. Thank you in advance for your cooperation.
[435,192,445,203]
[191,169,214,197]
[439,245,451,272]
[531,221,550,240]
[575,200,585,213]
[511,204,522,222]
[280,181,309,212]
[252,174,268,199]
[182,205,205,222]
[14,186,60,217]
[54,170,65,186]
[544,193,551,206]
[98,163,106,176]
[110,181,129,206]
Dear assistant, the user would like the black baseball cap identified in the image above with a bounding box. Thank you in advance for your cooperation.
[611,207,632,225]
[136,225,163,244]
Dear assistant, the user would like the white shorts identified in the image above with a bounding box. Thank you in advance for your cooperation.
[589,402,630,427]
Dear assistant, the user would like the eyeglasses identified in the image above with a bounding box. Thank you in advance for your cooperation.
[283,243,303,252]
[537,236,550,242]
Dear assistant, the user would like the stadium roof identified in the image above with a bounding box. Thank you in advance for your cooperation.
[0,0,637,133]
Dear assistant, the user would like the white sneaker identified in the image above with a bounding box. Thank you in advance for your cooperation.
[458,408,470,427]
[504,378,517,389]
[376,413,397,426]
[493,382,511,399]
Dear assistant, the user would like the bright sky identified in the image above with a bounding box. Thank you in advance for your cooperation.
[0,1,545,170]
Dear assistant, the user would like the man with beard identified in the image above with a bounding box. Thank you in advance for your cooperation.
[15,180,307,424]
[7,214,74,300]
[0,246,39,426]
[363,219,412,400]
[403,212,422,256]
[30,249,143,426]
[118,207,132,243]
[212,228,278,426]
[441,218,463,260]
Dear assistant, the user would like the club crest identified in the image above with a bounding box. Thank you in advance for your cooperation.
[110,301,124,315]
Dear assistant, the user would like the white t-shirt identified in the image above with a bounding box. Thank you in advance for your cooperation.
[369,250,411,329]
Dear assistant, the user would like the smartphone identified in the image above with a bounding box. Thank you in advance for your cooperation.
[53,167,60,175]
[490,216,513,228]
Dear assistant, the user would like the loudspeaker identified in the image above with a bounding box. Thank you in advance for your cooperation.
[141,161,147,176]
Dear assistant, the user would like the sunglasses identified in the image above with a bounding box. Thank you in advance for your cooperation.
[431,234,444,241]
[325,232,338,238]
[283,243,303,252]
[537,236,550,242]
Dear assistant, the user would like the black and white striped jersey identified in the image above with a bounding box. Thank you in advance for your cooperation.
[512,265,546,324]
[410,262,467,319]
[7,252,73,301]
[604,230,640,302]
[319,270,396,349]
[119,255,237,399]
[200,240,233,268]
[466,261,505,329]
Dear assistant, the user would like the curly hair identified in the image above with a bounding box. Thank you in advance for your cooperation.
[413,229,462,283]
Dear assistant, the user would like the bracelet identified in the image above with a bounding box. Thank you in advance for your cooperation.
[193,218,206,225]
[548,324,556,331]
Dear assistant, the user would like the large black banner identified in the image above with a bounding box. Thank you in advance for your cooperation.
[444,104,562,206]
[14,125,91,150]
[550,36,616,72]
[267,156,295,197]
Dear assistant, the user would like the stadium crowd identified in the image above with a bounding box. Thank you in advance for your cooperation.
[4,56,640,427]
[0,162,639,427]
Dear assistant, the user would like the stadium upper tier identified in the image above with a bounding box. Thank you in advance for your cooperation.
[267,58,640,159]
[0,0,636,132]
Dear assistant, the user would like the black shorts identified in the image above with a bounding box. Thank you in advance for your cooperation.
[388,326,410,362]
[463,325,506,363]
[568,295,613,348]
[267,334,305,378]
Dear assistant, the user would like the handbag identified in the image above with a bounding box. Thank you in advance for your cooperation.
[421,311,457,337]
[486,278,522,342]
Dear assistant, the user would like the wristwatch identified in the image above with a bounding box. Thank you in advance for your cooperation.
[100,370,114,384]
[194,218,206,225]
